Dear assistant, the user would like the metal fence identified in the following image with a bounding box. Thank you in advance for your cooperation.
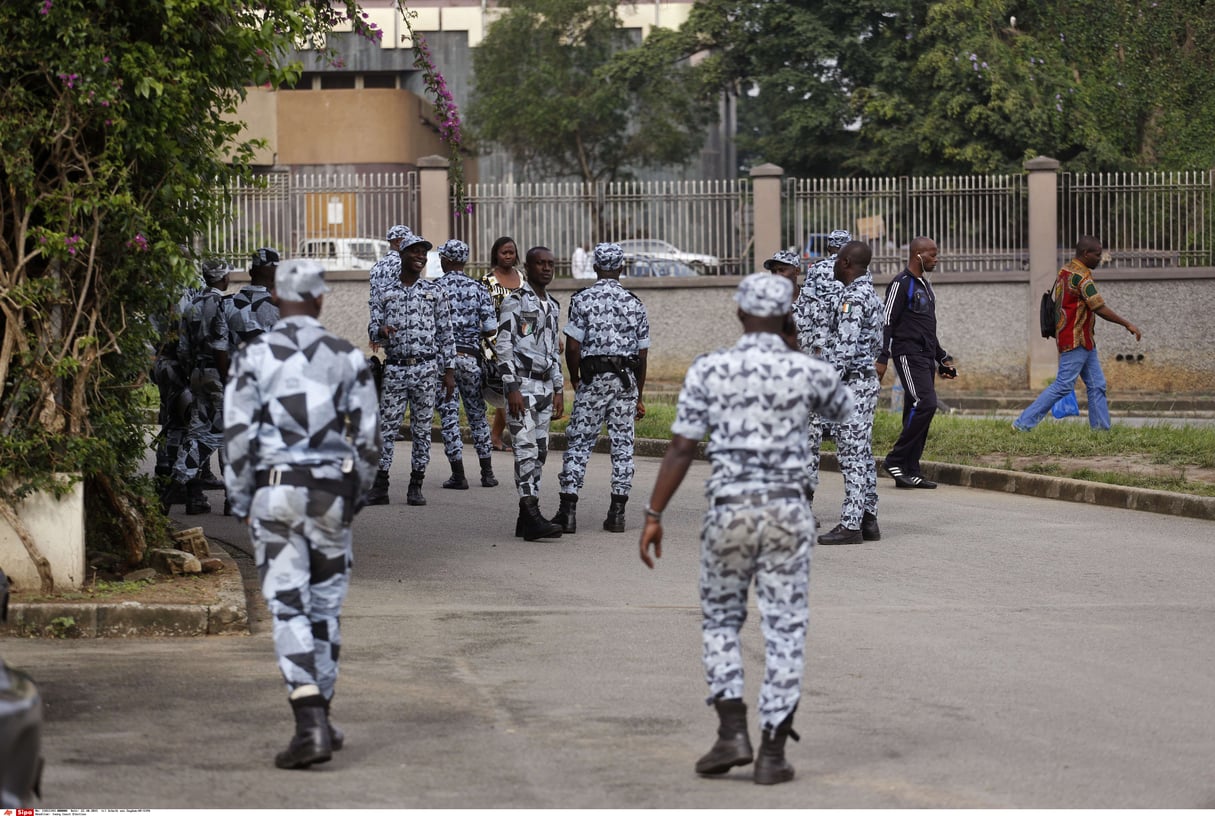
[202,171,419,264]
[784,175,1028,275]
[1061,171,1214,268]
[454,178,752,275]
[199,168,1213,273]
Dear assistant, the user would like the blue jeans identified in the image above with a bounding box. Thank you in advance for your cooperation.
[1014,347,1109,431]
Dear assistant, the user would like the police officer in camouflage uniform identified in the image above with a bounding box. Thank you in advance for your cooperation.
[365,231,456,507]
[223,259,380,771]
[553,242,650,535]
[432,239,499,490]
[792,228,850,499]
[164,258,232,515]
[368,225,410,308]
[225,247,281,349]
[495,246,565,541]
[817,241,884,545]
[151,269,204,493]
[639,273,854,785]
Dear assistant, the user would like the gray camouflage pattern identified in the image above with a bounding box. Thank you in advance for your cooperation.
[495,281,563,496]
[559,278,650,495]
[223,284,279,348]
[222,313,379,697]
[671,332,853,731]
[824,275,883,527]
[369,277,455,473]
[438,353,494,461]
[434,269,497,461]
[368,249,402,303]
[700,498,813,729]
[173,286,229,484]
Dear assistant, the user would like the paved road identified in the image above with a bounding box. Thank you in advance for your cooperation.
[6,450,1215,808]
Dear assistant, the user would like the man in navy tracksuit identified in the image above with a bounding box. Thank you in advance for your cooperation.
[876,237,958,489]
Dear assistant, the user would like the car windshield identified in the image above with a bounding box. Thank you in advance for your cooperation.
[351,242,378,262]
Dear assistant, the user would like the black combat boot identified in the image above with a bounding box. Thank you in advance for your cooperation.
[551,493,578,534]
[159,480,186,513]
[861,511,881,541]
[365,470,390,506]
[274,694,332,770]
[442,459,469,490]
[603,494,628,533]
[407,470,427,506]
[184,481,212,515]
[479,457,498,487]
[197,457,225,490]
[695,697,753,775]
[324,698,344,751]
[753,708,800,785]
[818,523,861,545]
[517,497,563,541]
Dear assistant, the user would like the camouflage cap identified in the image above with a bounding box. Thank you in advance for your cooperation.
[274,259,331,302]
[201,258,234,284]
[386,225,411,242]
[251,247,280,269]
[399,232,433,252]
[762,249,802,271]
[827,229,852,250]
[593,242,625,272]
[437,239,470,264]
[734,272,793,317]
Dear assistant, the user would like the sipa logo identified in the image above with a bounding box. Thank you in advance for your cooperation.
[16,810,35,816]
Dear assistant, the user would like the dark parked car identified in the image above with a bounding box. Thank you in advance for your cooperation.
[0,569,43,806]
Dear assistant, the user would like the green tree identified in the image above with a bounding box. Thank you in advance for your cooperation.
[0,0,375,590]
[467,0,713,189]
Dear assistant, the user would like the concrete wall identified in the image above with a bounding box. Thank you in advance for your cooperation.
[230,268,1215,394]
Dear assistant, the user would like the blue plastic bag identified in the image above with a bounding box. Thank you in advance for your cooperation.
[1051,389,1080,419]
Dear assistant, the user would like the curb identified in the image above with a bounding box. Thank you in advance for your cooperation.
[548,433,1215,523]
[3,538,249,639]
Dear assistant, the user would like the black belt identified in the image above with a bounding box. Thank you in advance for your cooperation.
[455,345,480,356]
[713,487,806,507]
[386,355,434,366]
[256,469,354,497]
[843,369,877,382]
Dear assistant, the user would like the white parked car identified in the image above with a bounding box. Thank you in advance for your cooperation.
[617,239,719,272]
[296,238,389,272]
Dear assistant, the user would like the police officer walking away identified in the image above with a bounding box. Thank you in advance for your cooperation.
[553,242,650,535]
[224,247,281,349]
[163,258,232,515]
[638,273,854,785]
[496,246,565,541]
[223,259,381,770]
[818,241,884,545]
[365,231,456,506]
[433,239,500,489]
[877,237,957,489]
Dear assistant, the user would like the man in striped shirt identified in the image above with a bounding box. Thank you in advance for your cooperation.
[1013,236,1142,432]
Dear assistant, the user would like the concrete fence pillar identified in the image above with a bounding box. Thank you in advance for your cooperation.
[418,154,451,246]
[1025,156,1060,388]
[749,163,784,275]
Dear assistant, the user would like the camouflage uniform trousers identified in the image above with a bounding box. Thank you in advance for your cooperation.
[378,360,439,473]
[173,367,223,484]
[834,376,880,529]
[557,375,637,496]
[805,413,829,494]
[437,354,492,462]
[700,495,814,731]
[250,485,352,699]
[506,386,555,498]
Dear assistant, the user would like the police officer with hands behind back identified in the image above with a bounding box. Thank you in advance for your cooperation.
[553,242,650,535]
[639,273,854,785]
[222,259,381,770]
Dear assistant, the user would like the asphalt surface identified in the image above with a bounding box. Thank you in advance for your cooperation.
[4,447,1214,808]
